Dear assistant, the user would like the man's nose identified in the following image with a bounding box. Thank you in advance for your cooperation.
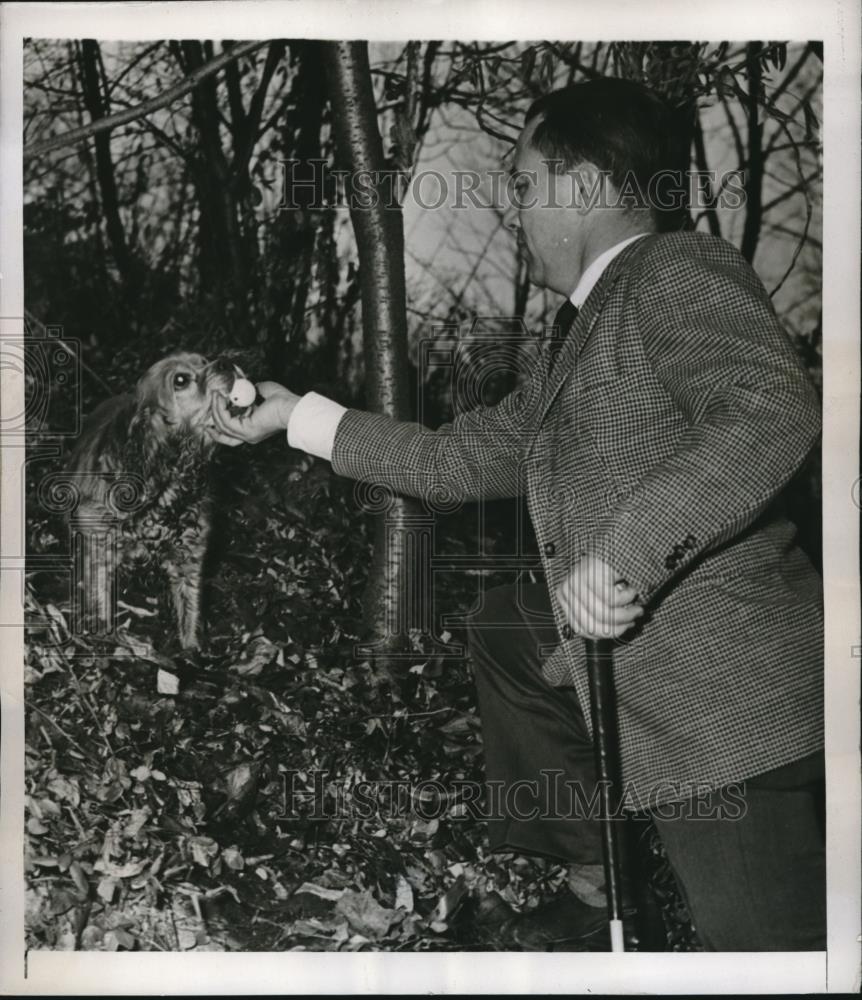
[502,197,519,233]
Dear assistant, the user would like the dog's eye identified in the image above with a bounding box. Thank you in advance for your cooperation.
[173,372,193,389]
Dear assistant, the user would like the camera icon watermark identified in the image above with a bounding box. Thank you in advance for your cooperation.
[11,469,148,652]
[1,315,82,445]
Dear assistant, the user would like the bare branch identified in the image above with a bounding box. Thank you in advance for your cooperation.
[25,39,267,158]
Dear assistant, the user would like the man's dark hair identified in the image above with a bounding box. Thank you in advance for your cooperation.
[525,78,691,229]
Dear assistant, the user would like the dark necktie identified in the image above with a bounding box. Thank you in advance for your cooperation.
[548,298,579,374]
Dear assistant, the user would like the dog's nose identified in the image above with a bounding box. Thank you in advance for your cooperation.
[210,356,236,375]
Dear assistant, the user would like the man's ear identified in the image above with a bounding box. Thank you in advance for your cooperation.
[570,161,606,215]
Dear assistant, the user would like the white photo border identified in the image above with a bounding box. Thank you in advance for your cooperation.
[1,1,858,993]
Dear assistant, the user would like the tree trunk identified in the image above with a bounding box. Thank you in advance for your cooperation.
[322,41,416,656]
[740,43,765,263]
[78,40,136,294]
[692,114,722,237]
[264,41,327,381]
[173,40,248,330]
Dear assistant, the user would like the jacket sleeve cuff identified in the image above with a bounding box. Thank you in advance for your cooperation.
[586,520,700,605]
[286,391,347,460]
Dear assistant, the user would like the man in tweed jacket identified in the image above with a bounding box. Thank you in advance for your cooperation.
[213,79,825,951]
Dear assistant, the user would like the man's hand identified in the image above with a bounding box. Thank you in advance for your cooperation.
[209,381,300,447]
[555,555,644,640]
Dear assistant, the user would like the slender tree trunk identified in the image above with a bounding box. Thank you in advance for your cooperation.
[322,41,416,655]
[740,42,765,263]
[78,39,136,293]
[514,253,530,317]
[67,42,108,291]
[173,40,247,328]
[692,114,722,237]
[265,41,327,380]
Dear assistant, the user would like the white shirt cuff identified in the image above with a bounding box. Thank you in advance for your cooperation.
[286,391,347,461]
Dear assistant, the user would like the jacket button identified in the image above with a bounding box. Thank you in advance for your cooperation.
[561,623,574,640]
[544,541,556,557]
[684,534,696,548]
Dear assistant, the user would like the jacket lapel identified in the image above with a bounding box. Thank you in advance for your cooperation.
[529,234,658,444]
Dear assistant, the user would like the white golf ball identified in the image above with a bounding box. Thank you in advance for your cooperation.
[229,377,256,408]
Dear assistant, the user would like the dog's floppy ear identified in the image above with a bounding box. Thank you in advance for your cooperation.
[135,361,172,413]
[133,360,175,445]
[67,393,137,475]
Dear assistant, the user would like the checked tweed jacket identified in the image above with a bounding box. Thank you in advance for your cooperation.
[331,231,823,807]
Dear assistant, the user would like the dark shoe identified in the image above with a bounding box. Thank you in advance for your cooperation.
[512,891,610,950]
[512,890,637,951]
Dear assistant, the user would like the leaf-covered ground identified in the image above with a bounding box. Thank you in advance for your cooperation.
[24,434,699,953]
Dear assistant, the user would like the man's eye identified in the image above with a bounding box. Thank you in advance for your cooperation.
[173,373,192,389]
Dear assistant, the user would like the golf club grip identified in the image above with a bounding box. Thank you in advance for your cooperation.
[585,637,626,939]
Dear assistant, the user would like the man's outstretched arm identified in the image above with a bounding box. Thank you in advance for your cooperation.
[210,365,544,502]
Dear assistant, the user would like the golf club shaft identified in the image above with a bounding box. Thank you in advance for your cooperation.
[585,637,625,953]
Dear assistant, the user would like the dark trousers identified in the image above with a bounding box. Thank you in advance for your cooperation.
[467,581,826,951]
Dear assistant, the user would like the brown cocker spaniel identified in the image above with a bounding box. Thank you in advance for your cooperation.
[66,352,240,648]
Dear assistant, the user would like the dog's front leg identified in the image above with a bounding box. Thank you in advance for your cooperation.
[166,559,202,649]
[165,527,209,649]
